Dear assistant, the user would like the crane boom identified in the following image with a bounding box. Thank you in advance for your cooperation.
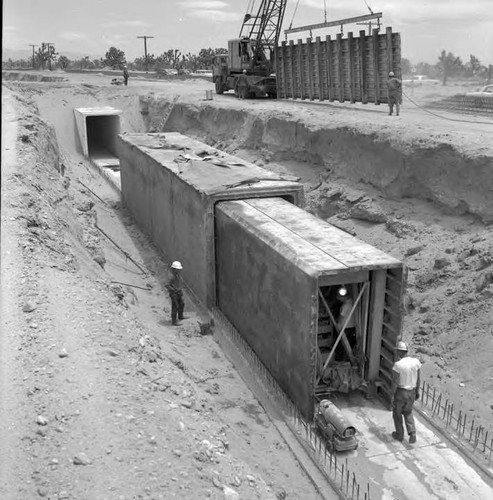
[240,0,287,69]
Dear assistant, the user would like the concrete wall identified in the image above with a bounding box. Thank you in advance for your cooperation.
[118,133,304,307]
[215,201,317,418]
[119,140,211,301]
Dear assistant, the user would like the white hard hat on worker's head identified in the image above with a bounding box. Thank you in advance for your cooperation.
[389,71,395,77]
[242,69,247,73]
[171,261,183,270]
[395,340,408,352]
[338,286,348,297]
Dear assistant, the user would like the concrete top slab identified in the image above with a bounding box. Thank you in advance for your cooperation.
[118,132,302,198]
[220,197,401,276]
[74,106,122,116]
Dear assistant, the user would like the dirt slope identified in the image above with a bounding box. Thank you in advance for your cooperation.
[1,86,321,499]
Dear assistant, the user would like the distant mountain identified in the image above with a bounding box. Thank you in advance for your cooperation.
[2,46,102,62]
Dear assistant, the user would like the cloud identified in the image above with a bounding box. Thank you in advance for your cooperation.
[180,0,238,22]
[180,0,228,8]
[60,32,88,42]
[187,9,238,22]
[101,20,152,28]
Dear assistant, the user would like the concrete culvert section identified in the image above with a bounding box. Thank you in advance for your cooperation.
[74,107,122,187]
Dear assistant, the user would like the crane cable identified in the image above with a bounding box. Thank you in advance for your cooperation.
[288,0,301,30]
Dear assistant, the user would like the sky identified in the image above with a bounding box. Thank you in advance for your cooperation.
[3,0,493,66]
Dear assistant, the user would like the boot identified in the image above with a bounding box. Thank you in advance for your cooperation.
[392,431,403,442]
[409,433,416,444]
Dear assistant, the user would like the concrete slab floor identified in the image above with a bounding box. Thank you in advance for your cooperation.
[330,392,492,499]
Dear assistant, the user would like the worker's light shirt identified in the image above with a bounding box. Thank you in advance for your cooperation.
[393,357,421,389]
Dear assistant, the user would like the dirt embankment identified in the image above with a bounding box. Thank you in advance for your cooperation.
[140,95,493,224]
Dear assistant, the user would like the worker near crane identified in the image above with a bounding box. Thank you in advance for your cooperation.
[391,341,421,443]
[165,261,185,325]
[123,65,129,86]
[387,71,402,116]
[236,69,249,99]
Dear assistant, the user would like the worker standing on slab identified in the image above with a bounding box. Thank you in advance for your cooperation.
[387,71,402,116]
[165,261,185,326]
[391,341,421,443]
[236,69,249,99]
[123,65,129,86]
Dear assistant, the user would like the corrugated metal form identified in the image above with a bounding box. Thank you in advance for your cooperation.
[276,27,401,104]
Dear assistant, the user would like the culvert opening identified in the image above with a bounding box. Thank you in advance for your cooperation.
[86,115,120,161]
[74,107,121,171]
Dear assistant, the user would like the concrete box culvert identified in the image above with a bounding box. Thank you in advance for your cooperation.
[74,107,122,189]
[74,107,121,161]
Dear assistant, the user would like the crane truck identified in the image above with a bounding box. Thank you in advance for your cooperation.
[212,0,287,98]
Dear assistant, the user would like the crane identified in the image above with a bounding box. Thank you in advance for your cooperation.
[212,0,287,98]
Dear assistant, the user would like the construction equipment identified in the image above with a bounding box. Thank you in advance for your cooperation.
[314,400,358,452]
[212,0,287,98]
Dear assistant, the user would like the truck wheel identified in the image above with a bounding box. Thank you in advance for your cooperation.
[215,80,224,95]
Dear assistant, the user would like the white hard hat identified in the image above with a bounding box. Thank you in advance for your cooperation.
[171,261,183,269]
[395,340,408,351]
[242,69,247,73]
[389,71,395,77]
[338,286,348,296]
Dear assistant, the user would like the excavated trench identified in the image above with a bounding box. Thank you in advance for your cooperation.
[140,95,493,225]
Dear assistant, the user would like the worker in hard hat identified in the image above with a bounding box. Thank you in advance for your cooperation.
[236,69,249,99]
[123,65,129,86]
[387,71,402,116]
[391,341,421,443]
[165,261,185,325]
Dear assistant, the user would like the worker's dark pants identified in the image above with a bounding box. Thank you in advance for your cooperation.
[170,292,184,324]
[124,78,128,86]
[393,388,417,438]
[388,95,400,115]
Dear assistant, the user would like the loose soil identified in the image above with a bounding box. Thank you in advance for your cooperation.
[1,70,492,500]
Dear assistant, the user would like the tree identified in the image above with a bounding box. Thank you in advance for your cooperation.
[437,50,462,85]
[36,43,57,70]
[57,55,71,69]
[103,47,126,69]
[401,58,412,76]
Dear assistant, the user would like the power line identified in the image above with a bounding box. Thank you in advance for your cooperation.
[28,44,38,69]
[137,35,154,72]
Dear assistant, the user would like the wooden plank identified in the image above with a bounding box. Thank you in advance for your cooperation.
[318,270,369,287]
[315,36,324,101]
[297,39,304,99]
[366,270,386,381]
[386,26,394,74]
[289,40,295,98]
[336,33,344,102]
[359,30,368,104]
[348,32,355,103]
[326,35,334,101]
[247,197,401,269]
[372,28,380,104]
[306,37,314,100]
[279,41,286,98]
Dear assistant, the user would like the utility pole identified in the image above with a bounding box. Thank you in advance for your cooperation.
[137,35,154,72]
[29,44,38,69]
